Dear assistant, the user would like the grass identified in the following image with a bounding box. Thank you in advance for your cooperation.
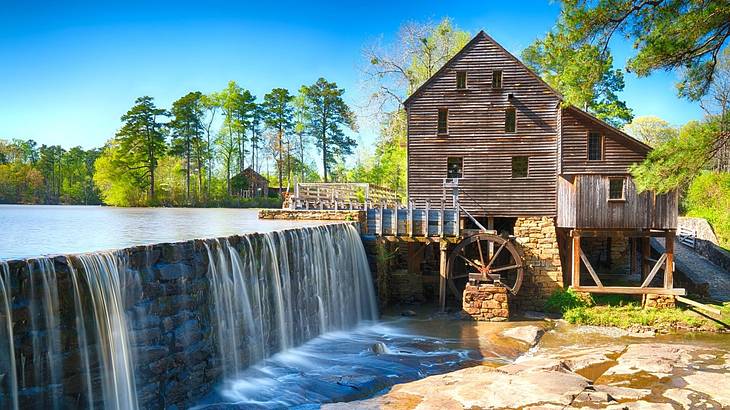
[544,289,726,331]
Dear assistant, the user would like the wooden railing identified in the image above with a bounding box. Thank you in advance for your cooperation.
[290,183,400,210]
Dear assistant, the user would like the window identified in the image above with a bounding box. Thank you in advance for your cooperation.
[588,132,603,161]
[511,156,528,178]
[609,178,625,200]
[438,108,448,134]
[492,70,503,89]
[456,71,467,89]
[447,157,463,179]
[505,108,516,133]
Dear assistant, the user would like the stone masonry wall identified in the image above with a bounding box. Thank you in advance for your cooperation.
[513,217,564,311]
[462,284,510,321]
[582,232,630,274]
[258,209,366,229]
[643,294,677,309]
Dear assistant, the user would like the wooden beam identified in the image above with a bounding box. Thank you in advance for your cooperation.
[572,234,581,288]
[579,249,603,287]
[640,253,667,288]
[676,296,722,316]
[571,286,686,296]
[439,239,448,312]
[665,230,674,289]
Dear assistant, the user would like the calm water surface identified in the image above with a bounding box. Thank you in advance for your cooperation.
[0,204,324,259]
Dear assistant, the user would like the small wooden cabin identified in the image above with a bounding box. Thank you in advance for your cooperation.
[233,167,269,198]
[404,31,680,298]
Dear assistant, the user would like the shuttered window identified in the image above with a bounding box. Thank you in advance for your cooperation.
[609,177,625,200]
[505,108,516,133]
[456,71,467,89]
[438,108,448,134]
[588,132,603,160]
[447,157,463,179]
[492,70,502,89]
[511,156,528,178]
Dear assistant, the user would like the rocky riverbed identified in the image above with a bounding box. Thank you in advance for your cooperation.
[325,321,730,409]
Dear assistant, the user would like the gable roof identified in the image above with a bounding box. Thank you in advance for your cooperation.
[403,30,563,107]
[564,105,651,154]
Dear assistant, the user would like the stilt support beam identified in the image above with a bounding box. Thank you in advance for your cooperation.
[439,239,448,312]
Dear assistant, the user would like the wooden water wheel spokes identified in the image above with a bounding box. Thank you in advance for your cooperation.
[447,232,524,295]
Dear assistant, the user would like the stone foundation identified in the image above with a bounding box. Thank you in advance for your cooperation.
[582,232,630,274]
[513,217,563,311]
[462,284,510,321]
[643,294,676,309]
[258,209,366,228]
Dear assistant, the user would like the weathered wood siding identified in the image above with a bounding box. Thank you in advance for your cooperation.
[561,108,647,174]
[406,33,561,217]
[557,174,677,229]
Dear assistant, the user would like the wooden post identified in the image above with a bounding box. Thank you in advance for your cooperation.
[487,217,495,259]
[378,202,384,236]
[393,203,399,236]
[425,200,431,236]
[439,199,445,237]
[439,239,448,311]
[572,232,581,288]
[665,230,674,289]
[408,200,414,237]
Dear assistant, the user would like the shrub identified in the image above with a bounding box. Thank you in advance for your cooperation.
[544,288,594,313]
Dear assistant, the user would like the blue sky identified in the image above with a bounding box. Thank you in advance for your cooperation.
[0,0,705,150]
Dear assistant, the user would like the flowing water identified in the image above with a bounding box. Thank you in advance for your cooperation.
[0,261,18,410]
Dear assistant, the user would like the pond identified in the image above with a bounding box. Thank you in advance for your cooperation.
[0,204,322,259]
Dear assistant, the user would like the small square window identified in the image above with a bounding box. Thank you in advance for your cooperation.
[456,71,467,89]
[505,108,516,133]
[438,108,448,134]
[511,156,528,178]
[588,132,603,161]
[492,70,503,89]
[609,178,625,200]
[447,157,463,179]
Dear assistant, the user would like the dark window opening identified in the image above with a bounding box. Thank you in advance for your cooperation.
[438,108,448,134]
[505,108,516,133]
[447,157,463,179]
[609,178,625,200]
[588,132,603,161]
[456,71,467,89]
[511,156,528,178]
[492,70,503,89]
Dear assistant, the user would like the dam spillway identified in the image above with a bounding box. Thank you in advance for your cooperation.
[0,223,378,409]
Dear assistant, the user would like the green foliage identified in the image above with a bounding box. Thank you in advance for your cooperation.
[557,0,729,102]
[631,118,721,193]
[685,171,730,248]
[522,17,633,126]
[169,91,205,202]
[623,116,679,147]
[563,304,720,331]
[301,78,357,182]
[544,288,594,313]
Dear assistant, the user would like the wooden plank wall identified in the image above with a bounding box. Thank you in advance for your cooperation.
[406,34,561,218]
[559,175,677,229]
[561,108,647,174]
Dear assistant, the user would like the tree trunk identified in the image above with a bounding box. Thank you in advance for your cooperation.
[278,125,283,196]
[186,135,191,203]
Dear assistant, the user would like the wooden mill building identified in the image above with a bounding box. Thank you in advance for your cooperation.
[403,30,680,308]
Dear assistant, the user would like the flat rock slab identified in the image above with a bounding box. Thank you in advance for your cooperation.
[602,343,697,376]
[500,325,545,346]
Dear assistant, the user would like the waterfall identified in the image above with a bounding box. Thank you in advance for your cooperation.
[72,252,139,410]
[0,261,18,410]
[206,224,378,377]
[1,222,377,408]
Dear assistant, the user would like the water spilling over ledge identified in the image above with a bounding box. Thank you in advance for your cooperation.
[0,223,378,408]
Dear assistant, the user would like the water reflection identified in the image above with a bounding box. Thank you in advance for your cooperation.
[0,205,324,259]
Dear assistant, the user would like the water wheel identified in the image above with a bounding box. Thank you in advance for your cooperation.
[446,232,524,296]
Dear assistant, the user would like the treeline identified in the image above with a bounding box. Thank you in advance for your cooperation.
[1,77,357,207]
[0,139,100,204]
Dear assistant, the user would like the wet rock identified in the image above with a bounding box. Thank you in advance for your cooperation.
[662,388,694,407]
[400,310,416,317]
[501,325,545,346]
[595,385,651,401]
[603,343,696,376]
[680,371,730,406]
[606,401,676,409]
[370,342,389,355]
[503,357,572,374]
[574,389,614,403]
[157,262,191,281]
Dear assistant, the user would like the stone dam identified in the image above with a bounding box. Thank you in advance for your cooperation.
[0,223,378,409]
